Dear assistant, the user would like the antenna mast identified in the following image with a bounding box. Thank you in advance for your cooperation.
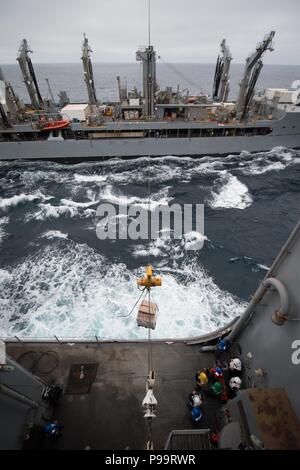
[136,0,157,119]
[148,0,151,47]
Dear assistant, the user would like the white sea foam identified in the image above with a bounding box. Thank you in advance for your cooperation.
[257,264,270,271]
[0,216,9,244]
[132,231,208,259]
[41,230,69,240]
[26,190,98,222]
[99,185,173,210]
[26,203,96,221]
[241,160,286,175]
[74,174,107,183]
[132,238,173,258]
[132,230,208,260]
[60,198,98,208]
[0,268,12,283]
[0,191,53,211]
[27,203,78,220]
[236,148,299,176]
[209,172,252,209]
[183,231,208,250]
[0,243,245,339]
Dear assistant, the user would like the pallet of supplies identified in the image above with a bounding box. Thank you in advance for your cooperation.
[137,300,157,330]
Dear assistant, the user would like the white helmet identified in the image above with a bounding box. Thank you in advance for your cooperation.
[229,358,242,372]
[193,395,202,407]
[229,377,242,390]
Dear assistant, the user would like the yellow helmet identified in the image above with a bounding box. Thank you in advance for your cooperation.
[198,372,208,384]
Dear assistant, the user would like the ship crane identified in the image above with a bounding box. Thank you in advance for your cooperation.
[81,34,98,106]
[17,39,43,110]
[212,39,232,102]
[0,103,10,128]
[236,31,275,120]
[0,67,23,123]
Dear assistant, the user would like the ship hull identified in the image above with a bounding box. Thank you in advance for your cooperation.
[0,134,300,160]
[1,111,300,160]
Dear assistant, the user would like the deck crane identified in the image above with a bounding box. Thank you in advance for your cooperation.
[81,34,98,106]
[212,39,232,102]
[0,67,23,123]
[0,103,10,128]
[17,39,43,110]
[236,31,275,120]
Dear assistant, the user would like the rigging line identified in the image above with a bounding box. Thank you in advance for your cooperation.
[148,154,151,265]
[147,100,152,266]
[158,56,206,93]
[147,288,153,373]
[148,0,151,47]
[116,288,146,318]
[148,289,155,373]
[147,136,152,375]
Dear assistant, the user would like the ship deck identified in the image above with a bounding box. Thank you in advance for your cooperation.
[7,342,220,450]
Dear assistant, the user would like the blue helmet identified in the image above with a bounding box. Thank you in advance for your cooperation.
[191,407,203,422]
[216,338,230,351]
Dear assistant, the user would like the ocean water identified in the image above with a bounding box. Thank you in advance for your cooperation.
[0,64,300,340]
[2,62,300,103]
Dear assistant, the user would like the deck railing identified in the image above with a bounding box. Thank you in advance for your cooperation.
[1,318,238,345]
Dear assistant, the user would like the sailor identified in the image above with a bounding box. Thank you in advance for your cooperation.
[228,358,242,377]
[209,380,224,398]
[214,338,231,359]
[44,420,64,440]
[209,366,224,381]
[204,378,228,403]
[210,431,220,449]
[188,389,203,409]
[228,376,242,399]
[195,370,209,390]
[191,406,203,423]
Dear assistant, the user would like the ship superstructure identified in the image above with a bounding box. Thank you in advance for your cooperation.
[0,31,300,160]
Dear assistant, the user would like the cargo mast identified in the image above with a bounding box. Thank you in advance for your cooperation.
[0,67,23,122]
[81,34,98,106]
[236,31,275,119]
[17,39,43,110]
[136,0,157,119]
[213,39,232,102]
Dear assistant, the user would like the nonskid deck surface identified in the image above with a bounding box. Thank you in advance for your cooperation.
[7,342,219,450]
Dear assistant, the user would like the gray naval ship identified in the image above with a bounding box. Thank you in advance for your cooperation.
[1,220,300,450]
[0,31,300,161]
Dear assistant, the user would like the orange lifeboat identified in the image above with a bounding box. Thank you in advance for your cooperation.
[42,119,70,131]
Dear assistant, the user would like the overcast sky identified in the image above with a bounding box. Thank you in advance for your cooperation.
[1,0,300,64]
